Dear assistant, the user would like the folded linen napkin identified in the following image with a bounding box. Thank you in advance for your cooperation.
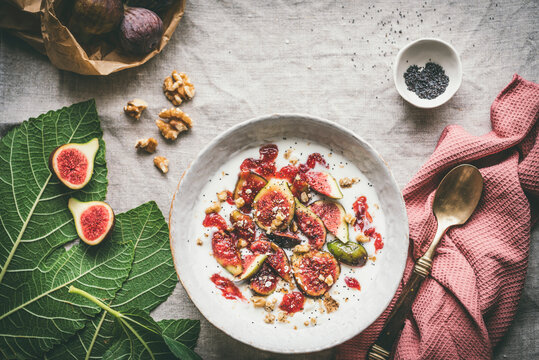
[338,75,539,359]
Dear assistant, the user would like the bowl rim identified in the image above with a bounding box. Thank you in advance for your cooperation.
[169,113,409,353]
[393,37,463,109]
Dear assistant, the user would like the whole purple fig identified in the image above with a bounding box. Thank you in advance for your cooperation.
[126,0,174,14]
[119,7,164,55]
[69,0,124,35]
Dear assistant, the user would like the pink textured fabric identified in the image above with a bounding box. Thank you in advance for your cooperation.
[337,75,539,360]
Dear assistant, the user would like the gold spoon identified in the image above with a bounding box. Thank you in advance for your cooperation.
[368,164,483,360]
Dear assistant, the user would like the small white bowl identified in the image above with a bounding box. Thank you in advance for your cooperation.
[394,38,462,109]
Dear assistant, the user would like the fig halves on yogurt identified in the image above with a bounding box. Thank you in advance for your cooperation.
[49,138,99,190]
[68,198,115,246]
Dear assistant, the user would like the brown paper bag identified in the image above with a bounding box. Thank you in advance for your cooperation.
[0,0,185,75]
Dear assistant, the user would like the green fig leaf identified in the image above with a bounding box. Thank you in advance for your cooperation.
[0,99,107,283]
[46,201,179,360]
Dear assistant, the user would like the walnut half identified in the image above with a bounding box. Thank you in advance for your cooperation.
[135,138,158,153]
[156,108,193,141]
[124,99,148,120]
[163,70,195,106]
[153,156,169,174]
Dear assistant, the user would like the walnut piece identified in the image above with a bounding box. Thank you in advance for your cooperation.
[277,311,288,323]
[124,98,148,120]
[196,238,203,246]
[284,149,293,159]
[324,275,334,286]
[153,156,169,173]
[344,213,356,225]
[264,313,275,324]
[135,137,158,153]
[237,238,248,248]
[300,192,309,203]
[290,220,298,233]
[339,177,360,188]
[310,317,317,325]
[234,197,245,209]
[217,191,228,202]
[251,296,266,308]
[156,108,193,141]
[356,233,370,243]
[264,298,277,312]
[205,201,221,214]
[163,70,195,106]
[304,321,310,327]
[323,293,339,314]
[293,244,310,254]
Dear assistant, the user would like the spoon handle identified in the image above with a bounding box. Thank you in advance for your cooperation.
[367,256,433,360]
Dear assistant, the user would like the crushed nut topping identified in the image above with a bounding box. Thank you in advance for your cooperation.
[339,177,360,188]
[196,238,203,246]
[251,296,266,308]
[323,293,339,314]
[205,201,221,214]
[234,197,245,208]
[264,313,275,324]
[290,220,298,233]
[277,311,288,323]
[217,191,228,202]
[163,70,195,106]
[284,149,293,159]
[264,298,277,312]
[293,244,310,254]
[344,213,356,225]
[356,234,370,243]
[124,98,148,120]
[324,275,334,286]
[237,238,248,248]
[153,156,169,173]
[135,137,158,153]
[300,192,309,203]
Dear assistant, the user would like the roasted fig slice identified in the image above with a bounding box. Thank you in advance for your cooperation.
[253,179,295,232]
[309,200,349,242]
[304,171,343,199]
[250,240,291,282]
[292,250,340,297]
[68,198,114,246]
[233,171,267,212]
[249,264,279,296]
[49,138,99,190]
[230,210,256,243]
[238,254,267,281]
[327,240,367,266]
[268,231,301,248]
[294,199,326,249]
[211,230,242,276]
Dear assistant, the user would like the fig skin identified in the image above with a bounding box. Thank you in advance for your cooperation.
[126,0,173,13]
[69,0,124,35]
[119,7,164,55]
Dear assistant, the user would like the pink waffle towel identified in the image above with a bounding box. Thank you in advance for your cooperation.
[338,75,539,359]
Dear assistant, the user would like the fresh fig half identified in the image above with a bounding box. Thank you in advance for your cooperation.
[251,240,292,282]
[249,264,279,296]
[68,198,115,246]
[305,171,343,199]
[230,210,256,243]
[237,254,267,281]
[294,199,326,250]
[253,179,295,233]
[268,231,301,248]
[49,138,99,190]
[211,230,242,276]
[233,171,267,212]
[292,250,340,297]
[309,200,349,243]
[327,240,367,267]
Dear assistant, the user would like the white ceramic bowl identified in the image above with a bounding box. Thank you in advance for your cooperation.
[394,38,462,109]
[169,114,409,353]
